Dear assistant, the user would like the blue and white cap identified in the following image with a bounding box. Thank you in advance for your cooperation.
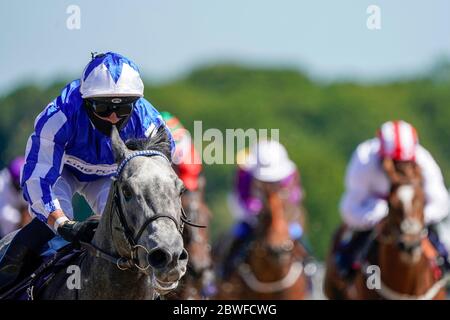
[80,52,144,99]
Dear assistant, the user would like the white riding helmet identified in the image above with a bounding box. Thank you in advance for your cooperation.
[80,52,144,99]
[377,120,418,162]
[247,140,297,182]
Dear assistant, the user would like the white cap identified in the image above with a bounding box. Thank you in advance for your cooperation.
[247,140,297,182]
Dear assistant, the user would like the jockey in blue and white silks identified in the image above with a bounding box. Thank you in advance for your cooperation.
[21,78,171,224]
[0,52,174,291]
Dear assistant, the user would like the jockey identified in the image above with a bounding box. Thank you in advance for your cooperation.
[0,52,174,291]
[0,157,28,238]
[161,112,202,192]
[337,120,450,278]
[221,140,306,277]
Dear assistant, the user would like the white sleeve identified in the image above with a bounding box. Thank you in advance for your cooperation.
[417,146,449,225]
[340,147,388,230]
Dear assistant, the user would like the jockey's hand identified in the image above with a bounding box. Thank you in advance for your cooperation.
[57,219,99,243]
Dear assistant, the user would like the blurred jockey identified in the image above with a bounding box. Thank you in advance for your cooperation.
[161,112,202,192]
[221,140,307,277]
[0,52,174,291]
[0,157,29,238]
[337,120,450,279]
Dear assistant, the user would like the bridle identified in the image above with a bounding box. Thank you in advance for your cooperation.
[81,149,205,273]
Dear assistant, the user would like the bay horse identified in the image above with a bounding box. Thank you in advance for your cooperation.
[324,158,449,300]
[214,180,309,300]
[166,176,215,300]
[0,126,193,299]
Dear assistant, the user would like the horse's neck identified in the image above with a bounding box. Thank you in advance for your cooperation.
[377,241,430,292]
[91,208,117,255]
[80,252,152,299]
[91,183,128,256]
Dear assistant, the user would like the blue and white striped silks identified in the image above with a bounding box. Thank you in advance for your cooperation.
[21,79,174,223]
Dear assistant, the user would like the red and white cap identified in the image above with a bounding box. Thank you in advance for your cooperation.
[377,120,419,161]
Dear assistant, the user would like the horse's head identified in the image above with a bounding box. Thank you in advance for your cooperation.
[232,179,307,299]
[252,179,299,258]
[383,158,426,260]
[110,126,188,292]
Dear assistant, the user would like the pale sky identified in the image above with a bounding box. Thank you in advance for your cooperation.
[0,0,449,94]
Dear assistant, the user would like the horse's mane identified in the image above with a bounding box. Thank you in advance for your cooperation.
[125,125,172,161]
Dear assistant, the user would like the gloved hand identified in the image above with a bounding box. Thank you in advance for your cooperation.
[57,219,99,243]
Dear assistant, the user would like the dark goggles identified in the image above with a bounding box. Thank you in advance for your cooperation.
[86,97,139,117]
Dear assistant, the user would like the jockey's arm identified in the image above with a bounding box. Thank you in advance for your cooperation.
[340,147,388,231]
[417,146,450,225]
[340,188,388,231]
[21,103,70,230]
[20,100,94,241]
[47,209,68,232]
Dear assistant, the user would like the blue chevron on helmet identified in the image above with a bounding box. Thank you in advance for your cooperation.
[80,52,144,99]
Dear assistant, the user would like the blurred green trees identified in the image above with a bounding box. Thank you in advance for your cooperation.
[1,64,449,258]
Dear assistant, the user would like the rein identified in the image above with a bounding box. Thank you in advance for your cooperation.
[84,149,205,273]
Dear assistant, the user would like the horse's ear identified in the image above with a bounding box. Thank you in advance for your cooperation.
[146,125,173,162]
[111,125,129,163]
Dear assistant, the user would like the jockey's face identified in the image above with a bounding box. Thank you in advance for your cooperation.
[93,111,122,124]
[253,179,280,195]
[393,160,413,171]
[252,179,292,204]
[85,97,135,124]
[382,157,419,184]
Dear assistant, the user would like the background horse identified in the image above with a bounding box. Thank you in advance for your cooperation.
[213,180,309,300]
[166,176,215,300]
[0,127,189,299]
[324,159,448,300]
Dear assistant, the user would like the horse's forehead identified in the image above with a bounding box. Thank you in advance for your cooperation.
[125,157,176,189]
[128,156,173,174]
[397,185,415,203]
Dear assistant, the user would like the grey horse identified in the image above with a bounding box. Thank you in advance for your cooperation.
[0,126,189,299]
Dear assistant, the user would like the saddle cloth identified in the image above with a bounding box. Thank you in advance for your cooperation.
[0,237,85,300]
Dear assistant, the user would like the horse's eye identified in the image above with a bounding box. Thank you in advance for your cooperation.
[122,185,133,201]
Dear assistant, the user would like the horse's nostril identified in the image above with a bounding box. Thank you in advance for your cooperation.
[179,248,188,261]
[148,248,171,269]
